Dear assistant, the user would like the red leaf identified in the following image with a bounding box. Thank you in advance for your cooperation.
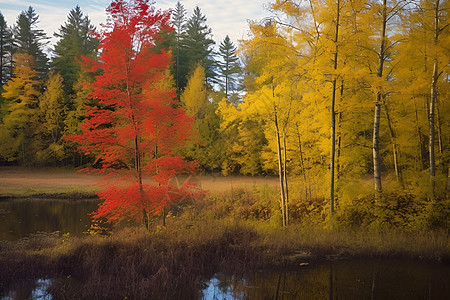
[67,0,202,226]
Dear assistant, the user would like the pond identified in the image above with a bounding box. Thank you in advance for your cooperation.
[201,259,450,299]
[0,198,99,240]
[2,259,449,299]
[1,199,449,299]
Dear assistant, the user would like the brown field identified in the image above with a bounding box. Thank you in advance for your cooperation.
[0,167,279,196]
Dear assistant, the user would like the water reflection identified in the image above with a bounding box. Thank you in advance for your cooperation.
[201,276,246,300]
[0,198,99,240]
[1,278,52,300]
[1,259,448,299]
[201,259,450,299]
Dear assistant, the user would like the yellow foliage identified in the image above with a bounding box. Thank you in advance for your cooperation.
[0,53,42,163]
[181,64,207,118]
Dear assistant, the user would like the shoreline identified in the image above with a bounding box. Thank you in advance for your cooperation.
[0,192,98,200]
[1,168,448,297]
[1,220,448,298]
[0,167,279,199]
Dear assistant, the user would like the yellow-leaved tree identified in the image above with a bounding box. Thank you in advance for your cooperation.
[238,19,303,226]
[0,53,41,164]
[36,71,66,164]
[181,63,223,171]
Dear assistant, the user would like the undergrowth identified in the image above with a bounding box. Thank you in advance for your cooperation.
[0,186,449,298]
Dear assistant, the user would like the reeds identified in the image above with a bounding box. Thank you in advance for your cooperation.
[1,187,449,298]
[1,218,448,298]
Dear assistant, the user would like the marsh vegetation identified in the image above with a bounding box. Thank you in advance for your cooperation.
[0,173,449,299]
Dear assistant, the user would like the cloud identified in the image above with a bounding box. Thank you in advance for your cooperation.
[0,0,108,49]
[0,0,269,50]
[174,0,269,44]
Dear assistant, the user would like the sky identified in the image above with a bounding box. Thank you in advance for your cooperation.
[0,0,270,51]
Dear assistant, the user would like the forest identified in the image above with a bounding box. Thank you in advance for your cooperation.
[0,0,449,230]
[0,0,449,298]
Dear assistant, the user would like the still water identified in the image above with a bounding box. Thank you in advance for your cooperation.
[1,199,449,299]
[0,198,99,240]
[2,259,449,299]
[201,259,450,299]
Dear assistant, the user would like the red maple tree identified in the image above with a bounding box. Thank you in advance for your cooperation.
[70,0,200,228]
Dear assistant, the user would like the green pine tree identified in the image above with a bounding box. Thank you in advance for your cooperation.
[171,2,188,93]
[218,35,241,99]
[52,5,98,95]
[0,11,13,86]
[183,6,216,86]
[12,6,49,79]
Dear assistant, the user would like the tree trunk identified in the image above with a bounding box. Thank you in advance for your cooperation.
[275,108,286,227]
[429,0,440,196]
[162,207,166,227]
[430,62,437,179]
[329,0,340,216]
[383,100,401,183]
[283,135,289,226]
[373,99,383,194]
[436,103,443,157]
[176,33,180,93]
[330,78,337,215]
[225,74,229,99]
[296,123,309,202]
[413,96,425,171]
[373,0,387,194]
[429,61,437,196]
[142,209,149,230]
[135,134,149,229]
[336,83,344,208]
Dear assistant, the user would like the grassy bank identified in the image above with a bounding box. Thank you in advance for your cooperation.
[1,219,448,298]
[0,167,278,199]
[0,189,99,200]
[0,167,100,199]
[1,168,449,298]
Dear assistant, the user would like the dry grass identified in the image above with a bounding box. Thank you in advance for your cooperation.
[1,218,448,298]
[0,167,278,197]
[251,223,450,262]
[0,221,262,298]
[1,168,448,298]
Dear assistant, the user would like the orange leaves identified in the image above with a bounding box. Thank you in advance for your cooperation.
[145,156,196,184]
[67,0,199,226]
[92,177,202,225]
[72,0,180,171]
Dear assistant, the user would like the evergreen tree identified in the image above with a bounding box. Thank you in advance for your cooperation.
[183,6,216,86]
[218,35,241,98]
[0,12,13,86]
[52,5,99,95]
[171,1,188,93]
[172,2,187,38]
[12,6,49,79]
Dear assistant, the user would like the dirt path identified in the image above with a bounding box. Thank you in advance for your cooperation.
[0,167,278,195]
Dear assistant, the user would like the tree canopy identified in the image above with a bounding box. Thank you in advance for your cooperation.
[68,0,200,227]
[0,0,448,228]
